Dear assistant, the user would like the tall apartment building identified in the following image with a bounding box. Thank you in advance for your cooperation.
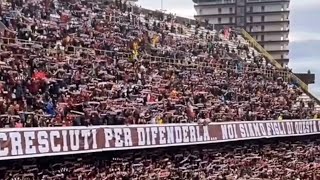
[193,0,290,67]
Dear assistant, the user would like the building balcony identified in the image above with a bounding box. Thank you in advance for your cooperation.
[214,23,236,29]
[258,39,289,43]
[249,29,290,34]
[267,49,289,53]
[215,22,236,26]
[275,58,289,65]
[246,0,290,5]
[194,4,235,8]
[247,20,290,25]
[194,13,236,18]
[193,0,236,5]
[194,3,235,8]
[246,10,290,15]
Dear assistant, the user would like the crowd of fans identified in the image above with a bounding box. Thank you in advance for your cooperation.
[1,0,320,180]
[1,135,320,179]
[0,0,317,128]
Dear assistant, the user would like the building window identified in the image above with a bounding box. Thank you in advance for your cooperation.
[249,6,253,12]
[229,7,233,13]
[237,7,245,16]
[218,17,222,23]
[261,6,265,12]
[250,26,253,32]
[250,16,253,22]
[261,25,265,31]
[237,17,245,26]
[199,9,202,14]
[237,0,245,6]
[229,17,233,23]
[261,16,265,22]
[218,8,222,14]
[281,55,284,59]
[282,15,285,20]
[261,35,265,41]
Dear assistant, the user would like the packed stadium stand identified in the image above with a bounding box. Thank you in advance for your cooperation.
[0,135,320,180]
[1,0,320,179]
[0,0,319,127]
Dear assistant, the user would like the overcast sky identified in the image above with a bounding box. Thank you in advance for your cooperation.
[137,0,320,97]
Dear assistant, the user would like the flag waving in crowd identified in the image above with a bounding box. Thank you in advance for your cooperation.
[152,34,160,47]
